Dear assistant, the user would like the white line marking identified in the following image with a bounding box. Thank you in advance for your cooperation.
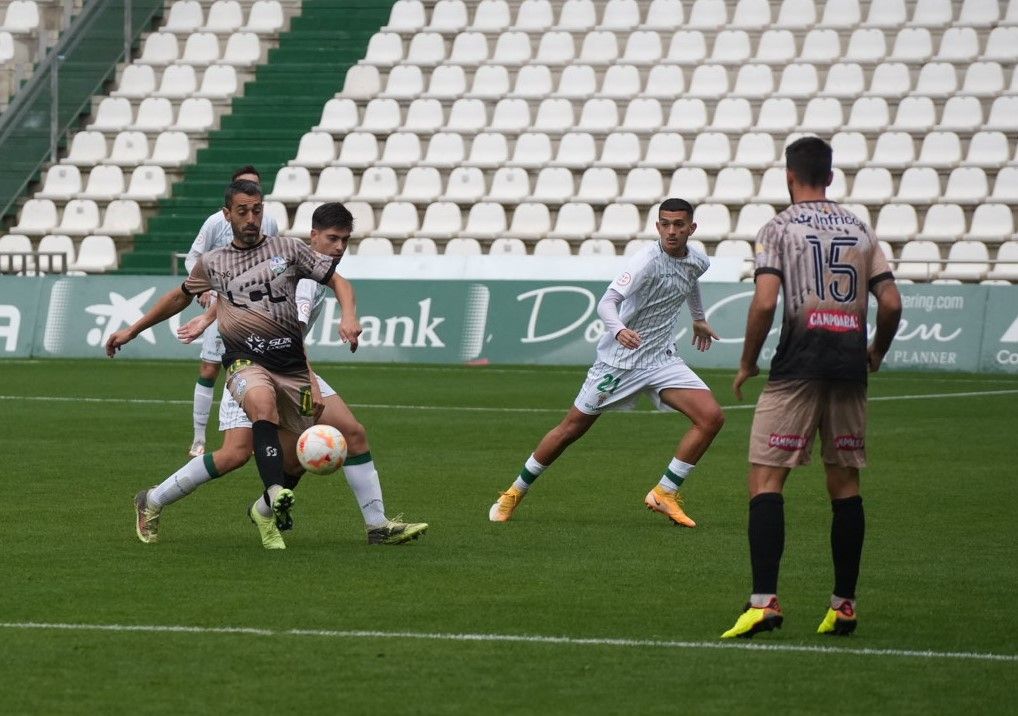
[2,389,1018,415]
[1,622,1014,662]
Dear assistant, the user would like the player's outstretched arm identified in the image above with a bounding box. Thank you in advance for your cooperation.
[106,287,194,357]
[329,273,362,352]
[691,319,720,352]
[177,300,217,344]
[867,279,903,373]
[733,273,780,400]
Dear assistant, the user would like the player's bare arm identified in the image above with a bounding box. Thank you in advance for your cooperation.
[867,278,903,373]
[329,273,362,352]
[106,287,194,357]
[733,273,781,400]
[177,300,218,344]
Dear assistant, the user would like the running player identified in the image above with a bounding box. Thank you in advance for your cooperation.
[721,136,902,639]
[488,198,725,527]
[107,180,361,549]
[185,166,279,458]
[147,202,428,549]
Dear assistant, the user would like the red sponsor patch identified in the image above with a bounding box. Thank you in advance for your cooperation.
[833,434,864,450]
[768,433,808,451]
[806,310,861,333]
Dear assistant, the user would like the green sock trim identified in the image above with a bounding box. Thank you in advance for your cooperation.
[664,469,685,487]
[519,467,539,485]
[197,377,216,388]
[203,452,221,478]
[345,451,373,466]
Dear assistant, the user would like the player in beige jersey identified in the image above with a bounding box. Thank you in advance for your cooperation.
[722,137,902,639]
[107,180,362,548]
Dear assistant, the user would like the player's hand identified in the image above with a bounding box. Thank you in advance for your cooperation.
[867,345,884,373]
[732,363,759,401]
[176,314,212,344]
[691,320,720,352]
[310,381,325,421]
[105,328,134,357]
[339,317,362,354]
[615,328,641,349]
[197,290,214,308]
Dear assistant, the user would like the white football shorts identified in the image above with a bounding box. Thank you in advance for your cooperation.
[573,359,709,415]
[219,373,337,431]
[199,320,225,364]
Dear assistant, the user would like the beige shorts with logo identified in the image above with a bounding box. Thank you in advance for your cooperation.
[749,379,867,468]
[225,360,315,436]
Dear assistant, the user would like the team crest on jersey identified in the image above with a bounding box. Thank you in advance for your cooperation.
[269,256,289,276]
[616,272,632,287]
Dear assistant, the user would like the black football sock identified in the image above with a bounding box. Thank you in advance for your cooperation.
[282,471,303,490]
[251,420,284,492]
[749,492,785,596]
[831,495,865,600]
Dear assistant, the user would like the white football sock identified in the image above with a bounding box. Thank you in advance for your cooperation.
[192,381,214,443]
[658,458,695,492]
[343,459,387,527]
[149,456,215,509]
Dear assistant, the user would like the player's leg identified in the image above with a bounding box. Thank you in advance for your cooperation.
[133,427,252,544]
[817,382,867,635]
[190,325,224,456]
[647,385,725,527]
[722,380,817,639]
[316,387,428,544]
[489,406,600,523]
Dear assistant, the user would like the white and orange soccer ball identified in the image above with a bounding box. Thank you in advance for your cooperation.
[296,424,347,475]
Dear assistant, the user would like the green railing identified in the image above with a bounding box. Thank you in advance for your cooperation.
[0,0,164,225]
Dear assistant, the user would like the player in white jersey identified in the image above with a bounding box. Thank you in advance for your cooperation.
[489,199,726,527]
[184,166,280,458]
[131,202,427,548]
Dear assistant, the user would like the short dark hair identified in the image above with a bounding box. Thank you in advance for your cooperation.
[785,136,833,188]
[658,198,695,217]
[231,165,261,181]
[311,202,354,232]
[224,179,262,208]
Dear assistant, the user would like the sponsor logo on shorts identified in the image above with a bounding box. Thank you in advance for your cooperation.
[232,376,248,400]
[807,309,861,333]
[768,433,808,451]
[834,434,864,450]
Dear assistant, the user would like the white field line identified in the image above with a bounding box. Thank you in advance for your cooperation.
[1,389,1018,415]
[1,621,1015,663]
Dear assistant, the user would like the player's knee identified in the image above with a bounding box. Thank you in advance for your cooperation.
[214,447,249,473]
[199,363,219,381]
[342,421,368,452]
[696,406,725,437]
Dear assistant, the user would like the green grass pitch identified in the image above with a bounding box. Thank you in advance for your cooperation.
[1,359,1017,714]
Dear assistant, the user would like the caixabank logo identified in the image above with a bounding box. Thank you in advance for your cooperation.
[994,313,1018,369]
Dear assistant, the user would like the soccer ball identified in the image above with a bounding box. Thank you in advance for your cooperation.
[296,424,347,475]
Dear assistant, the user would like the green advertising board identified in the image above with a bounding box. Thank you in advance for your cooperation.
[0,275,1015,374]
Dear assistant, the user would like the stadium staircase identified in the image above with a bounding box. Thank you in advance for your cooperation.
[118,0,392,274]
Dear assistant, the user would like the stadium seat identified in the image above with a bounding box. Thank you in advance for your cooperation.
[982,27,1018,61]
[511,64,551,98]
[845,97,889,133]
[441,166,486,203]
[664,98,708,133]
[578,238,616,256]
[354,166,400,204]
[346,202,374,238]
[356,237,395,256]
[506,202,551,240]
[314,99,359,134]
[377,132,422,168]
[36,234,75,273]
[419,132,464,168]
[711,30,751,65]
[244,0,284,34]
[554,132,597,168]
[461,202,507,239]
[895,240,941,280]
[466,132,509,169]
[622,31,662,65]
[602,64,642,100]
[916,131,962,168]
[875,204,920,243]
[869,62,912,98]
[731,64,774,99]
[800,29,840,63]
[87,97,133,132]
[640,133,686,169]
[266,167,312,203]
[204,1,243,33]
[0,234,34,274]
[57,200,100,237]
[490,98,531,134]
[823,63,865,98]
[601,0,641,30]
[889,28,933,63]
[361,32,403,67]
[847,167,894,204]
[624,238,655,255]
[177,32,219,65]
[686,133,730,169]
[914,62,957,97]
[968,204,1014,242]
[893,96,936,132]
[79,165,126,201]
[533,237,571,256]
[622,98,663,134]
[403,98,445,134]
[490,31,530,66]
[870,132,915,169]
[910,0,953,27]
[665,30,707,65]
[374,202,419,239]
[533,98,574,134]
[471,0,511,32]
[488,237,526,255]
[961,61,1005,96]
[62,132,107,167]
[381,65,423,99]
[939,241,990,281]
[985,97,1018,132]
[799,97,843,133]
[819,0,860,27]
[958,0,998,26]
[596,132,641,169]
[446,98,487,134]
[865,0,907,27]
[36,165,82,201]
[687,64,729,97]
[756,167,789,204]
[528,167,574,204]
[310,167,355,202]
[643,65,685,98]
[12,199,57,236]
[172,98,214,133]
[112,64,156,99]
[548,202,596,240]
[335,132,379,168]
[397,166,443,204]
[965,132,1010,168]
[577,98,619,134]
[534,31,575,66]
[618,168,664,204]
[360,98,401,134]
[136,33,179,65]
[416,202,462,240]
[987,242,1018,282]
[829,131,868,169]
[730,204,776,240]
[942,168,988,205]
[845,28,886,64]
[443,237,482,255]
[70,235,118,273]
[711,167,755,204]
[668,168,710,204]
[755,98,797,133]
[448,32,489,65]
[289,132,335,169]
[575,167,619,205]
[164,0,203,32]
[383,0,425,32]
[99,200,142,237]
[709,98,752,133]
[485,166,529,202]
[776,63,819,98]
[896,167,941,204]
[694,204,731,242]
[405,32,446,66]
[341,65,381,99]
[427,65,468,100]
[714,238,753,278]
[919,204,967,242]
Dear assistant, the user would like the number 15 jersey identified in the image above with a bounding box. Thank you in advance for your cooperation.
[754,201,894,384]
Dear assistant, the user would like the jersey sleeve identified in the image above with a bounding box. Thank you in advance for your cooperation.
[182,254,213,296]
[293,238,339,284]
[607,247,654,299]
[295,278,316,326]
[184,214,218,273]
[753,219,785,279]
[866,229,894,289]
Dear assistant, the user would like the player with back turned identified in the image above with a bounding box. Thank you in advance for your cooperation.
[722,136,902,639]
